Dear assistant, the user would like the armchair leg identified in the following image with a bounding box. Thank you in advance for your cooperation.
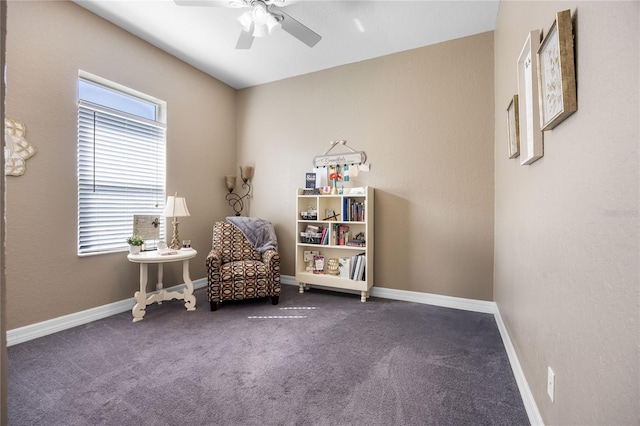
[271,296,279,306]
[210,301,219,311]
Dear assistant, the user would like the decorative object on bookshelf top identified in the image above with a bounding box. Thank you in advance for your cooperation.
[328,168,342,194]
[303,188,321,195]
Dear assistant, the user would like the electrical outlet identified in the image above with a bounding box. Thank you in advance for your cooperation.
[547,367,555,402]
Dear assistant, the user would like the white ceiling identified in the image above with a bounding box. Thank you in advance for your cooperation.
[71,0,499,89]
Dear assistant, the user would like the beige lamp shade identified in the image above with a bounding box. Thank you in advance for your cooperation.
[163,195,190,218]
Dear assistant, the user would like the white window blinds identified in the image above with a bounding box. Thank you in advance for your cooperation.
[77,96,166,255]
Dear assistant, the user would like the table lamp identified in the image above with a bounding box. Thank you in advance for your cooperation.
[163,193,190,249]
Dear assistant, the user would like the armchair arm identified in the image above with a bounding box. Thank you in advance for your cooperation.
[262,249,281,292]
[206,249,224,303]
[206,249,222,272]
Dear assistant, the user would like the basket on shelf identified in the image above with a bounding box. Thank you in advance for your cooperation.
[300,232,323,244]
[300,211,318,220]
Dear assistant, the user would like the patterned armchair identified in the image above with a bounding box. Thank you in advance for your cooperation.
[206,220,281,311]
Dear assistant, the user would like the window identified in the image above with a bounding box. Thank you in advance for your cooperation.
[77,73,166,255]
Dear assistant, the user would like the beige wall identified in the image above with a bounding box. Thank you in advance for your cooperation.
[5,0,236,329]
[494,1,639,424]
[237,31,495,301]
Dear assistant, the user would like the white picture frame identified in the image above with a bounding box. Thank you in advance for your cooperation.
[517,30,544,165]
[506,95,520,159]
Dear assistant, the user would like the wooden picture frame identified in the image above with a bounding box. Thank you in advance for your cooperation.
[537,9,577,130]
[506,95,520,158]
[517,30,544,165]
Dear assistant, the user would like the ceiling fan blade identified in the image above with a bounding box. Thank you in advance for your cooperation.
[278,10,322,47]
[236,29,255,49]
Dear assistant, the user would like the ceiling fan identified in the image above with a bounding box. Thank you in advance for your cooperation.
[174,0,322,50]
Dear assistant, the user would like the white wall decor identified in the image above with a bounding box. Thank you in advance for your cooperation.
[517,30,544,165]
[4,118,37,176]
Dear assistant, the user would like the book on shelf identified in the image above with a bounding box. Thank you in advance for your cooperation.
[356,256,366,281]
[338,257,351,278]
[321,227,329,245]
[350,253,366,280]
[342,198,365,221]
[338,225,349,245]
[305,173,316,189]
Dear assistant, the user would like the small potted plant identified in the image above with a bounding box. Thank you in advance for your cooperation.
[127,235,144,254]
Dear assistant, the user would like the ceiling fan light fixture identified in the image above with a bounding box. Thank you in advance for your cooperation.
[237,11,253,32]
[251,2,268,25]
[265,14,281,34]
[252,22,268,37]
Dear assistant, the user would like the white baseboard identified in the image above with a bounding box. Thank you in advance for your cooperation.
[494,307,544,425]
[7,278,207,347]
[8,274,541,425]
[281,275,496,314]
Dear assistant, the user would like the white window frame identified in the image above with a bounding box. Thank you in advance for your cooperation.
[77,71,167,256]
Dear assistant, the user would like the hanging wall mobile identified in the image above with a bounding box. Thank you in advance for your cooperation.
[309,140,369,196]
[313,140,366,168]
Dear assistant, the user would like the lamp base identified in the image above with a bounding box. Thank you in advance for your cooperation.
[170,219,181,250]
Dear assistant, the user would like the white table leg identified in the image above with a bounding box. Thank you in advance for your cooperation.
[132,263,149,322]
[182,259,196,311]
[156,263,164,304]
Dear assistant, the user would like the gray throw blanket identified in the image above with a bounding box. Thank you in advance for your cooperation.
[226,216,278,253]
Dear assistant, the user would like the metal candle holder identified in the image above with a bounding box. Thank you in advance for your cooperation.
[225,166,254,216]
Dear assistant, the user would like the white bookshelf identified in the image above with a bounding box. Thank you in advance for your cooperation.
[295,186,374,302]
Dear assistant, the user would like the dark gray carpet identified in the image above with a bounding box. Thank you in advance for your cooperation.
[8,285,529,426]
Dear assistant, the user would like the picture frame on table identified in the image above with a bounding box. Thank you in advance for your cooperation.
[517,29,544,165]
[506,95,520,159]
[537,9,577,130]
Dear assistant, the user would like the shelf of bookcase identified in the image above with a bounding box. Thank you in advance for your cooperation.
[295,271,370,295]
[295,186,374,302]
[297,243,367,250]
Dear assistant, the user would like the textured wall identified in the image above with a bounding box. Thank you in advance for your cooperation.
[237,31,495,301]
[494,2,639,424]
[5,0,236,329]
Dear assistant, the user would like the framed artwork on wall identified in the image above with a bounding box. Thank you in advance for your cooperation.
[506,95,520,159]
[517,30,543,165]
[537,9,577,130]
